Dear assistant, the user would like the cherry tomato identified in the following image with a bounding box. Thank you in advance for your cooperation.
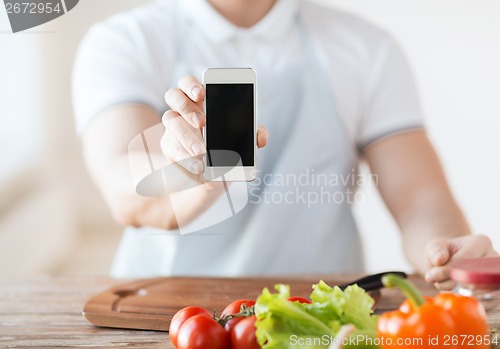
[169,306,211,347]
[230,315,260,349]
[177,314,229,349]
[221,299,256,332]
[288,296,312,304]
[221,299,256,317]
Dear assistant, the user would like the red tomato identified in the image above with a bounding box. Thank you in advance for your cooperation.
[221,299,256,317]
[288,296,312,304]
[221,299,256,332]
[169,306,211,347]
[176,314,229,349]
[230,315,260,349]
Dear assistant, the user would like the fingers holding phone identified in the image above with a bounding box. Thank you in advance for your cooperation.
[162,73,268,180]
[257,125,268,149]
[178,75,205,106]
[162,77,207,175]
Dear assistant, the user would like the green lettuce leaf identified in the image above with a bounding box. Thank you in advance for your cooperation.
[254,281,378,349]
[310,281,378,332]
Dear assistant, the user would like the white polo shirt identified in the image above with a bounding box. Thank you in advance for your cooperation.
[73,0,424,277]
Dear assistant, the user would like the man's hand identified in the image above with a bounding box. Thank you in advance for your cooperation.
[163,76,268,175]
[363,130,498,290]
[425,234,498,290]
[82,75,269,230]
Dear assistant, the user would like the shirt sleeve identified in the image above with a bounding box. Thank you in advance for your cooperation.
[72,18,162,134]
[357,36,424,149]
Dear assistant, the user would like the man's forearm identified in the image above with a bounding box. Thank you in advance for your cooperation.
[93,154,178,229]
[93,153,227,230]
[363,130,470,274]
[399,189,471,275]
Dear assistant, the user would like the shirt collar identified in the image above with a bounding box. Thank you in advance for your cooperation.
[180,0,299,45]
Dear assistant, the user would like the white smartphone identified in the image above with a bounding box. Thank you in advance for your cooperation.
[203,68,257,181]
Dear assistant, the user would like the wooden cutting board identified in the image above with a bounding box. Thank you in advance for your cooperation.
[83,276,381,331]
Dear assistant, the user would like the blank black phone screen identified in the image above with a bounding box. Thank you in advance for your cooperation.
[205,83,254,166]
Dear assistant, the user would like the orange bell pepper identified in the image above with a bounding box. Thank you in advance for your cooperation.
[377,274,490,349]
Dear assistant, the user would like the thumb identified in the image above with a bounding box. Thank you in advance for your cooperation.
[426,240,451,267]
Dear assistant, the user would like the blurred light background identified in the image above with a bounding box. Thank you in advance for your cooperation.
[0,0,499,277]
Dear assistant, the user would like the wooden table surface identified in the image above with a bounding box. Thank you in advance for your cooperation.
[0,276,498,348]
